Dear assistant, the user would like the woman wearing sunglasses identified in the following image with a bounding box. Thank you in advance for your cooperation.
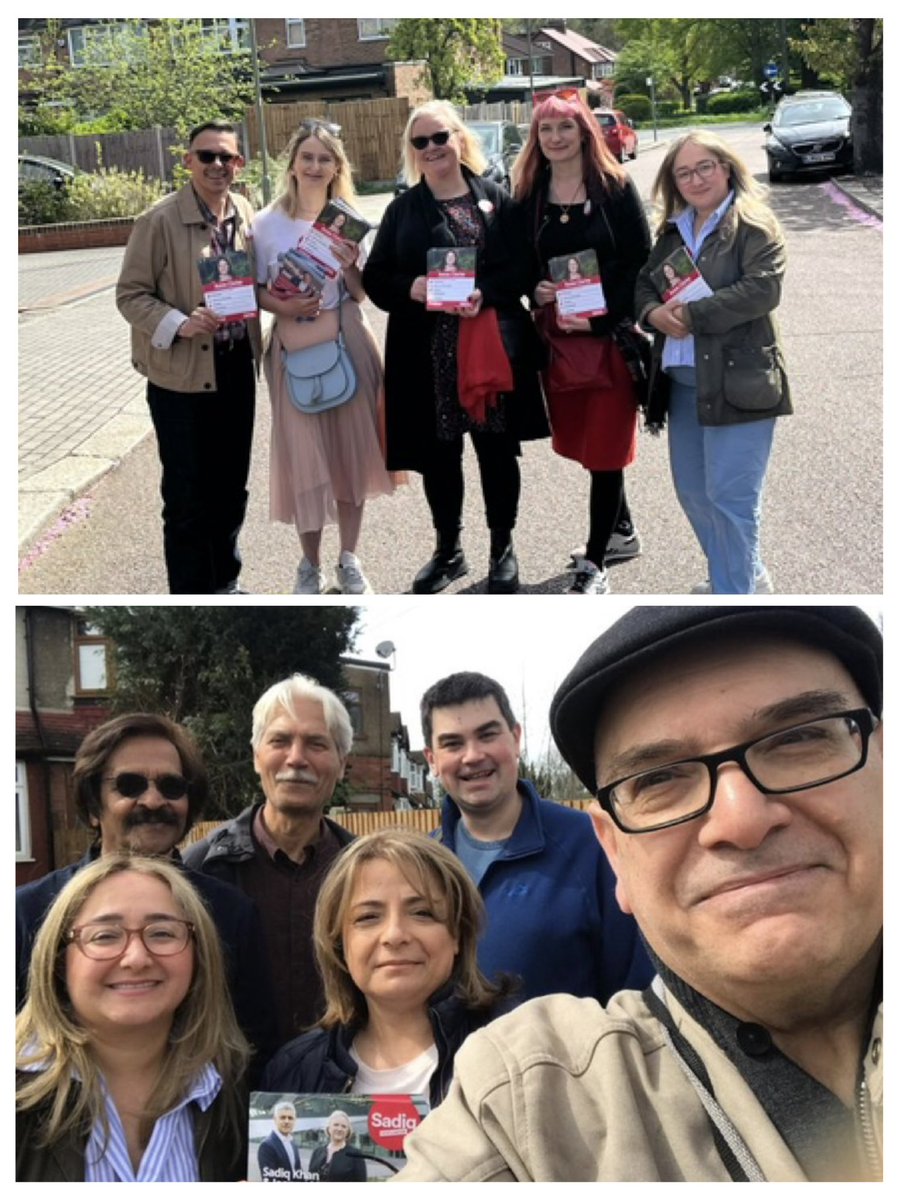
[16,856,250,1181]
[635,131,791,593]
[363,101,547,594]
[514,90,651,595]
[252,121,395,595]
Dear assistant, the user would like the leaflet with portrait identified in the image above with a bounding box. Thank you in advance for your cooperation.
[651,245,714,303]
[426,246,477,311]
[248,1090,429,1183]
[297,199,372,279]
[549,250,608,318]
[269,247,327,298]
[197,249,258,321]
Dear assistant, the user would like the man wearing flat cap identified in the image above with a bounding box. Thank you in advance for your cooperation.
[396,606,883,1182]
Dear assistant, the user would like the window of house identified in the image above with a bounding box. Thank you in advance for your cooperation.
[199,18,250,53]
[16,762,32,861]
[506,57,523,76]
[358,18,398,41]
[19,34,41,69]
[74,624,113,696]
[344,690,363,737]
[286,19,306,48]
[68,23,133,67]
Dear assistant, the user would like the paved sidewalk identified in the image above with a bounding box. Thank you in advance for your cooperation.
[829,172,883,221]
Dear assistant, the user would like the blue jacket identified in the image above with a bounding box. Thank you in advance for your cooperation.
[437,782,652,1003]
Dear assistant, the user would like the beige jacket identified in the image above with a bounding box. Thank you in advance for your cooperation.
[396,989,883,1182]
[116,183,262,393]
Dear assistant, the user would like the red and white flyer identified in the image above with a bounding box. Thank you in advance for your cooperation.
[426,246,477,311]
[549,250,607,319]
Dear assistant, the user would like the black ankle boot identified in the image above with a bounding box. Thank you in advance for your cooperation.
[488,541,519,593]
[412,534,468,594]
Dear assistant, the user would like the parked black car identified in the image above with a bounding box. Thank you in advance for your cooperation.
[18,153,77,190]
[763,91,853,182]
[394,119,523,195]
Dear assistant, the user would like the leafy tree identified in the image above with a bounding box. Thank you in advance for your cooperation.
[85,606,359,819]
[386,18,505,103]
[615,19,711,109]
[519,747,590,803]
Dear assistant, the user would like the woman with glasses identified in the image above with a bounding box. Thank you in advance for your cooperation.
[635,131,791,594]
[16,856,250,1181]
[252,121,395,595]
[363,100,548,594]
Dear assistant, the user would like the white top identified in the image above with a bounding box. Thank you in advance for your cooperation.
[251,203,368,311]
[349,1042,439,1097]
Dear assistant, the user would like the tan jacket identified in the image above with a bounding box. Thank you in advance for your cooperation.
[396,989,883,1182]
[116,184,262,393]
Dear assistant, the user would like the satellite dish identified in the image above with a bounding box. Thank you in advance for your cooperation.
[375,641,396,659]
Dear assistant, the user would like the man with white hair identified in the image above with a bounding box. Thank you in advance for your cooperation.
[185,673,355,1039]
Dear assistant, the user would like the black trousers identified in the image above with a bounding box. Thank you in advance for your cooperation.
[147,343,255,594]
[422,430,521,539]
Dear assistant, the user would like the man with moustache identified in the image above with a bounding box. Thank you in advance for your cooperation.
[15,713,278,1075]
[185,674,355,1040]
[398,607,883,1181]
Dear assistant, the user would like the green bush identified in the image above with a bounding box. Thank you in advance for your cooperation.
[617,94,652,122]
[657,100,680,118]
[707,90,761,115]
[18,180,70,226]
[64,166,167,221]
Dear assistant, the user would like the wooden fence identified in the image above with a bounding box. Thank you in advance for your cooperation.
[19,126,184,183]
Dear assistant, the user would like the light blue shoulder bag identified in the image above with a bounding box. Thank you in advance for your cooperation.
[282,299,357,413]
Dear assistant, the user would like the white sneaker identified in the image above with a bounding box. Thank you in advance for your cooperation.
[336,551,372,595]
[691,568,774,595]
[568,556,610,594]
[294,557,325,595]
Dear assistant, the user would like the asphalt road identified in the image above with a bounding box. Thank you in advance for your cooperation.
[18,125,882,596]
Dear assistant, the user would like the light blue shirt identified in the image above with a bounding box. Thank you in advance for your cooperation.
[84,1062,222,1182]
[662,190,735,372]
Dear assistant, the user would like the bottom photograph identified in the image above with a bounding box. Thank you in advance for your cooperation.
[15,599,883,1183]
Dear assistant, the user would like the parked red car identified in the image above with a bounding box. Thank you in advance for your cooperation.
[594,110,638,163]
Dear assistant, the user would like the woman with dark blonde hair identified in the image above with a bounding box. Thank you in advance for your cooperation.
[514,91,651,594]
[635,130,790,593]
[252,120,395,595]
[16,856,250,1181]
[261,829,516,1105]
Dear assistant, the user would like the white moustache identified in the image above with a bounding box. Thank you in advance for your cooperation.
[276,771,319,785]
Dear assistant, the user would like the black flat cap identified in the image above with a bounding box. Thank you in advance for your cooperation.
[551,606,883,794]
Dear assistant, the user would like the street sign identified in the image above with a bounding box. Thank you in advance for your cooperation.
[764,62,778,78]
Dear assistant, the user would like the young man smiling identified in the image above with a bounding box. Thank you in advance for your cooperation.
[421,671,651,1004]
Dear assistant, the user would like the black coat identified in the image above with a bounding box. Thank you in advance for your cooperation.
[362,170,549,472]
[308,1144,367,1182]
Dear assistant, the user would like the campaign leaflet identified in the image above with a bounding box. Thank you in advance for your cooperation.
[269,247,327,299]
[198,249,258,321]
[426,246,477,311]
[549,250,607,319]
[297,198,372,279]
[651,245,714,303]
[248,1091,429,1183]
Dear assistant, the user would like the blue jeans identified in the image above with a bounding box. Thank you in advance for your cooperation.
[667,369,775,594]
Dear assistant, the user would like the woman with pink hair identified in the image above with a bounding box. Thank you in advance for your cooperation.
[514,93,650,594]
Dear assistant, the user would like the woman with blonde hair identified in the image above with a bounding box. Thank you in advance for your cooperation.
[635,130,791,593]
[261,829,517,1105]
[16,856,249,1182]
[252,120,395,595]
[308,1109,366,1182]
[364,100,548,594]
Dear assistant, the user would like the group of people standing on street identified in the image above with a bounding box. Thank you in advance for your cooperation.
[117,90,791,596]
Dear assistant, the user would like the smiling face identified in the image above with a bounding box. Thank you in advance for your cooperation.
[254,699,346,821]
[410,114,462,187]
[290,134,337,195]
[275,1108,296,1135]
[671,139,731,218]
[590,637,883,1019]
[94,736,189,857]
[341,858,459,1014]
[536,113,584,169]
[425,697,522,826]
[184,127,243,209]
[327,1113,351,1145]
[65,872,194,1041]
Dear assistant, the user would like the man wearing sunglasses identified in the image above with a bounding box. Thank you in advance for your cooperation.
[116,120,262,595]
[15,712,278,1079]
[397,606,883,1182]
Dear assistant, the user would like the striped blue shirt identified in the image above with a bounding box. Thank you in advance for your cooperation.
[84,1063,222,1182]
[662,190,735,372]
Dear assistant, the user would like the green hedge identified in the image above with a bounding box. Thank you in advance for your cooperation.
[18,166,167,226]
[617,94,652,122]
[706,90,762,115]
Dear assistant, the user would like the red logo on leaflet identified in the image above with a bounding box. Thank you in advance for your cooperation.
[367,1094,423,1151]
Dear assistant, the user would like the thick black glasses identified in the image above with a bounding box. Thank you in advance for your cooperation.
[104,772,189,801]
[67,919,195,960]
[194,150,237,165]
[410,131,452,150]
[597,709,877,835]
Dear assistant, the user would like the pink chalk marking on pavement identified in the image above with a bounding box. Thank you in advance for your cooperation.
[822,180,883,229]
[19,497,94,572]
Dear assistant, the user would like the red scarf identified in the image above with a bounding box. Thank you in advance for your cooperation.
[457,308,514,425]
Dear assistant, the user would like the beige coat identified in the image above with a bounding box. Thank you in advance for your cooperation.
[116,184,261,393]
[396,989,883,1182]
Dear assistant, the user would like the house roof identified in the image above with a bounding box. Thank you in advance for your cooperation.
[536,26,617,66]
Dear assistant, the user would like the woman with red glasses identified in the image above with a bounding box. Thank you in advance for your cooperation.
[363,101,548,594]
[514,91,651,595]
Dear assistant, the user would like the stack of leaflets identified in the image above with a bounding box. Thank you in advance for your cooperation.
[197,249,258,321]
[426,247,477,311]
[270,248,327,298]
[248,1091,429,1182]
[297,198,372,279]
[651,245,714,303]
[549,250,607,319]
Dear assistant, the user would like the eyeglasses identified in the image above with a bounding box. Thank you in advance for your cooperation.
[597,709,878,835]
[673,158,721,186]
[103,772,189,801]
[67,919,195,960]
[193,150,238,166]
[410,130,452,150]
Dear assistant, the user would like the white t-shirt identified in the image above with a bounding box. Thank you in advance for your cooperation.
[250,203,368,311]
[349,1041,438,1097]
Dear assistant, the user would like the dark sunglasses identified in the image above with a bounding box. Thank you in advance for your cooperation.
[299,120,342,137]
[194,150,238,165]
[410,130,452,150]
[104,772,189,801]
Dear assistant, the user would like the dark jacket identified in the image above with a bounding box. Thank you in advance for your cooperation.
[362,169,549,472]
[437,782,652,1003]
[15,847,279,1079]
[634,207,792,426]
[260,986,514,1109]
[257,1129,302,1180]
[308,1144,367,1182]
[16,1075,247,1182]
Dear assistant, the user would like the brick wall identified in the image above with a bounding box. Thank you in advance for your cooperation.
[19,217,135,254]
[257,18,393,69]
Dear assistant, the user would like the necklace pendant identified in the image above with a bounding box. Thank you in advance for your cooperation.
[559,212,570,224]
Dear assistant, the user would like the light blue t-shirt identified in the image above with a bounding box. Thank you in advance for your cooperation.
[454,820,507,888]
